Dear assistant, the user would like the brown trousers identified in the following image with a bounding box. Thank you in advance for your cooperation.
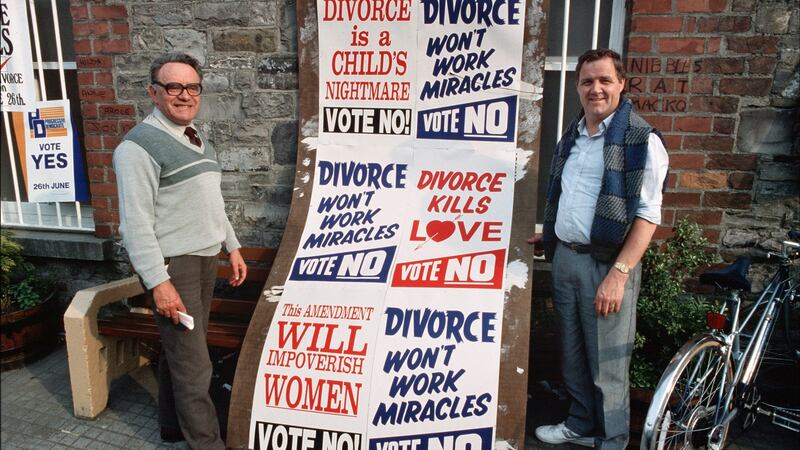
[152,254,224,450]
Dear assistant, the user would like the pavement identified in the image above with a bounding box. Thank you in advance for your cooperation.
[1,344,182,450]
[2,343,799,450]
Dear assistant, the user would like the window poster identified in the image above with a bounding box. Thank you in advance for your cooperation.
[250,0,526,448]
[1,0,37,111]
[22,100,87,202]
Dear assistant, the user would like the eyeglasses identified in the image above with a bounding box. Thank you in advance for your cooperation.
[152,81,203,96]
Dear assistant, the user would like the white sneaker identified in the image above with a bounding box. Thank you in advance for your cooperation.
[535,422,594,447]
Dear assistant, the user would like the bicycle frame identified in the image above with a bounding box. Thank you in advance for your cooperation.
[709,243,799,443]
[706,273,786,438]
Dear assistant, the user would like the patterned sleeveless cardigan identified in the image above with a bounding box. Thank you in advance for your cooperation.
[542,99,665,263]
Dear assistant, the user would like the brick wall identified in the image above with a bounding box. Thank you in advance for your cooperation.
[70,2,132,238]
[627,0,799,259]
[69,0,298,247]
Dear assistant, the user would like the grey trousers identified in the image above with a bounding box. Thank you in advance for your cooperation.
[551,244,641,450]
[153,255,224,450]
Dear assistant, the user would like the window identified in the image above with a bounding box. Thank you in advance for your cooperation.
[536,0,625,222]
[1,0,93,231]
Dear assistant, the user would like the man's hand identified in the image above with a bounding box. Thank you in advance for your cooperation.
[526,233,544,257]
[594,217,657,317]
[594,269,627,316]
[153,280,186,325]
[228,249,248,287]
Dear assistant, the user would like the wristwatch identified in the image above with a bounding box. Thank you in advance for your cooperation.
[613,261,631,274]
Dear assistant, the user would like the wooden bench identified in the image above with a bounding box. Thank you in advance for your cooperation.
[64,247,275,419]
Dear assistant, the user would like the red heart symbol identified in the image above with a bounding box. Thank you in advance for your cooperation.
[426,220,455,242]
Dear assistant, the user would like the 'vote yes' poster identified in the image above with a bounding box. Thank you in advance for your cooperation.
[23,100,82,202]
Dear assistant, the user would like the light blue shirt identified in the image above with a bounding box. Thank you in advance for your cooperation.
[554,113,669,245]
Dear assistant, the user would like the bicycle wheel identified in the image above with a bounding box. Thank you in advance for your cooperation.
[641,335,734,450]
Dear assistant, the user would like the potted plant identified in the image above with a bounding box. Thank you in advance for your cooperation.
[632,218,720,390]
[1,231,60,370]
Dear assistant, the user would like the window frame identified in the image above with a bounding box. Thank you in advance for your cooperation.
[1,0,93,232]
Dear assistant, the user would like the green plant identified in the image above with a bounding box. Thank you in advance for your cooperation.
[1,231,26,285]
[1,231,55,313]
[632,218,720,389]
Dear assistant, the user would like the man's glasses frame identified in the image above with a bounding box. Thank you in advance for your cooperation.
[152,81,203,97]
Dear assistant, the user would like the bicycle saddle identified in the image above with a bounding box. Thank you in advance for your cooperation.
[699,256,751,292]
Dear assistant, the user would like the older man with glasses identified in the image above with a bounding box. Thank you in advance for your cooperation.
[113,52,247,449]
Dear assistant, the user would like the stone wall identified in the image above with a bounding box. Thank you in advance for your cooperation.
[69,0,299,247]
[626,0,799,263]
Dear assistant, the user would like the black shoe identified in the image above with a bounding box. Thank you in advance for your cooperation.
[160,426,185,443]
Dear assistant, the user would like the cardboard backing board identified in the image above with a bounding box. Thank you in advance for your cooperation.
[227,1,548,448]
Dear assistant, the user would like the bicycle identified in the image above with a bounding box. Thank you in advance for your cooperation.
[640,230,800,450]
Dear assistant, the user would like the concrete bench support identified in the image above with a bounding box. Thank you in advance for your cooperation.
[63,276,149,419]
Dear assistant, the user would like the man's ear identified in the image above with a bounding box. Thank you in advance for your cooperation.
[147,85,157,103]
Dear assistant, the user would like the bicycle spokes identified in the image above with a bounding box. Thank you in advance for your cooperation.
[652,344,733,449]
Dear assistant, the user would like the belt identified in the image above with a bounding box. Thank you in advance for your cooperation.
[560,241,592,254]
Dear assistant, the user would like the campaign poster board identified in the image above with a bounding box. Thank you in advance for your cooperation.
[227,0,545,447]
[0,0,37,111]
[249,0,524,447]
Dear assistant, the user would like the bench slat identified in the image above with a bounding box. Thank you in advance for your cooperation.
[210,298,256,317]
[98,313,247,349]
[224,247,277,262]
[126,294,259,316]
[216,246,274,282]
[216,266,269,283]
[217,247,277,262]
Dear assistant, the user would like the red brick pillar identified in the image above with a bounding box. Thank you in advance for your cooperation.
[626,0,773,244]
[69,0,134,237]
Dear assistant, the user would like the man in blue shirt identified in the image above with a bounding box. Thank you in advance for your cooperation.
[529,48,669,449]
